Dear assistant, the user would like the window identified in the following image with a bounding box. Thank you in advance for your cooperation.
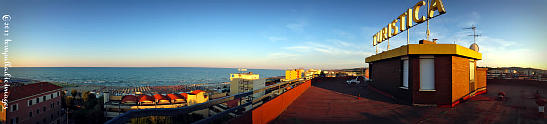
[29,112,33,117]
[36,98,40,103]
[469,61,475,82]
[57,92,60,97]
[10,104,18,112]
[43,96,46,101]
[51,94,54,99]
[402,57,409,88]
[43,106,46,112]
[419,56,435,91]
[37,109,40,114]
[29,100,33,106]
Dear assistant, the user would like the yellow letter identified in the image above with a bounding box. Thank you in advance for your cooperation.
[413,1,426,23]
[376,32,382,44]
[373,35,377,46]
[429,0,446,18]
[407,8,413,29]
[398,12,406,32]
[382,27,388,41]
[388,24,392,38]
[391,19,399,36]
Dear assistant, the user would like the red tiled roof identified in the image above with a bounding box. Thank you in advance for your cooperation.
[138,95,154,102]
[190,90,205,95]
[121,95,137,103]
[167,94,184,100]
[180,93,188,99]
[0,82,62,101]
[153,94,170,101]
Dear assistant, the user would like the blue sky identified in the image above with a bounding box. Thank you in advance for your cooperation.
[1,0,546,69]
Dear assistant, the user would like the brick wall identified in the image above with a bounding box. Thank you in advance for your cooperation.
[412,55,452,105]
[476,68,487,89]
[451,56,470,102]
[370,57,411,103]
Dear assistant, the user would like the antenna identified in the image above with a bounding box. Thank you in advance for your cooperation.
[464,25,481,43]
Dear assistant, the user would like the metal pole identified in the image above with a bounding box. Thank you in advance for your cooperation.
[407,28,410,44]
[473,27,476,43]
[387,39,390,50]
[426,0,430,40]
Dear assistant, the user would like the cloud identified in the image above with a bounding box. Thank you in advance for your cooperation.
[285,21,307,32]
[283,41,371,56]
[333,30,355,39]
[267,36,287,42]
[327,39,352,47]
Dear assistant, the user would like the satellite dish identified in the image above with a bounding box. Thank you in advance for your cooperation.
[469,43,479,52]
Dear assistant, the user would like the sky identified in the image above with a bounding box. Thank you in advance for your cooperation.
[0,0,545,70]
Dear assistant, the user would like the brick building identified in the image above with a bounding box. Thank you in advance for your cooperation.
[0,82,65,124]
[365,40,487,106]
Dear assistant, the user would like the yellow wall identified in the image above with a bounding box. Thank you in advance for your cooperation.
[186,91,208,106]
[365,44,482,63]
[285,69,304,81]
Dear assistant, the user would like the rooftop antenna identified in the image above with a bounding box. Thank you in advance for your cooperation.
[464,25,481,44]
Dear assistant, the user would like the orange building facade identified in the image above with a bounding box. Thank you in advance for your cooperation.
[366,40,487,106]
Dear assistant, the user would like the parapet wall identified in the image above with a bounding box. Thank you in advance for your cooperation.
[251,80,312,124]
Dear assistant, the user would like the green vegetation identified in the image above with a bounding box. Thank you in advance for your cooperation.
[63,89,105,124]
[71,89,78,97]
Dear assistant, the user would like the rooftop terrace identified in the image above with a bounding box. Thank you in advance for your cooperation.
[271,78,546,124]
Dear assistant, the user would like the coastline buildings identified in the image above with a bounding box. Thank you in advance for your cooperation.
[487,67,545,81]
[365,40,487,106]
[103,90,209,119]
[0,82,65,124]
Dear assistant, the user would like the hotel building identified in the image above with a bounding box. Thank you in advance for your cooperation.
[229,72,265,98]
[365,40,487,106]
[0,82,65,124]
[230,72,259,81]
[284,69,304,81]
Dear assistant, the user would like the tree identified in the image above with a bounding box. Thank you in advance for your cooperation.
[71,89,78,97]
[65,96,74,108]
[82,91,90,103]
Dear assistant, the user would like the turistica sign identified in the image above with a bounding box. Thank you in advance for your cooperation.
[373,0,446,46]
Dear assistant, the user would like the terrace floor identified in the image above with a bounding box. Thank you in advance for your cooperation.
[271,78,546,124]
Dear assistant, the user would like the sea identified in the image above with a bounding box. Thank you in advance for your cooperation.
[8,67,284,86]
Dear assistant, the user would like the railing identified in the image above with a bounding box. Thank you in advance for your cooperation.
[105,78,309,124]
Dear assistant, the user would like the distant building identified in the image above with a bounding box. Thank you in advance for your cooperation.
[365,40,487,106]
[486,67,545,80]
[284,69,304,81]
[0,82,65,124]
[230,72,259,81]
[229,73,265,98]
[304,69,321,80]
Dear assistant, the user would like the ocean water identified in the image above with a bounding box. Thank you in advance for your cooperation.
[9,67,284,86]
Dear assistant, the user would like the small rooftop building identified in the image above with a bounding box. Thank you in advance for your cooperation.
[153,94,171,105]
[167,94,186,104]
[365,40,487,106]
[137,95,155,105]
